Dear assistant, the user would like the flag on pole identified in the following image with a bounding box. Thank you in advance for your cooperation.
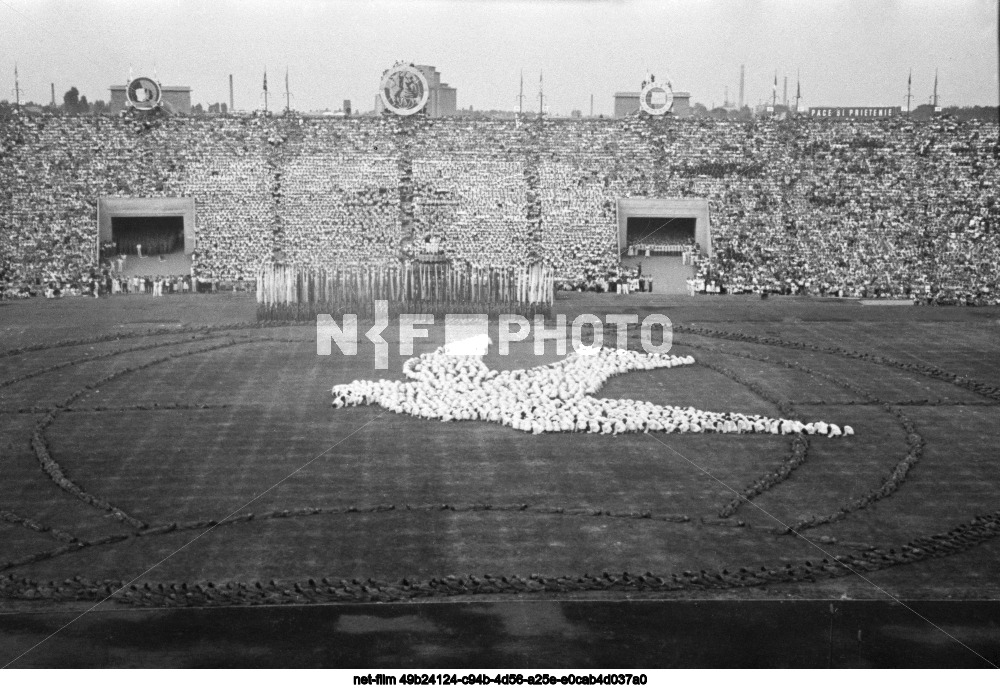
[263,68,268,92]
[519,69,523,115]
[539,70,544,115]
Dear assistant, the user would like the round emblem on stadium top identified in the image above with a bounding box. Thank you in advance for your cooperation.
[639,80,674,116]
[380,64,429,116]
[126,77,162,111]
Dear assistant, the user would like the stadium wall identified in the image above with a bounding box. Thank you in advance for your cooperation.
[1,113,997,291]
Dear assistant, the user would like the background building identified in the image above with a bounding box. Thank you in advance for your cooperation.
[614,91,691,118]
[417,65,457,117]
[109,84,193,114]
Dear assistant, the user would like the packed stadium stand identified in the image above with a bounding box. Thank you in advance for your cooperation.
[1,111,997,302]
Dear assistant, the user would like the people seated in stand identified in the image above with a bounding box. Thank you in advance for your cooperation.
[1,112,997,303]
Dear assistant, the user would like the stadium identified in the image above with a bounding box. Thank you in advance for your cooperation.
[2,101,999,666]
[1,2,1000,671]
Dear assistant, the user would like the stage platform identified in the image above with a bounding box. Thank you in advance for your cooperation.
[118,253,192,277]
[621,254,693,294]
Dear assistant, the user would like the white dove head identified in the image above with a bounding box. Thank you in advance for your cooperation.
[441,333,492,357]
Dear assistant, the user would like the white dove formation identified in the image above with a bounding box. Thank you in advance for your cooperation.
[331,345,854,437]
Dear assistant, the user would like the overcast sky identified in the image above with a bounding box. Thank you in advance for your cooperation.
[1,0,997,114]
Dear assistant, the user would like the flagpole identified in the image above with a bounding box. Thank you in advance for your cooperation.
[263,66,269,114]
[906,69,912,116]
[795,69,800,113]
[539,70,544,117]
[285,67,291,115]
[518,70,524,115]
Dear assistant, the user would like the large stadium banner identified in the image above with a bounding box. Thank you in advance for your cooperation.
[639,79,674,116]
[125,77,162,111]
[809,106,901,119]
[380,63,429,116]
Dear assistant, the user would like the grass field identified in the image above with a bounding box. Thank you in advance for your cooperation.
[1,291,999,614]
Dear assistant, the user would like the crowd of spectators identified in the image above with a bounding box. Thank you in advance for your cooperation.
[698,117,1000,304]
[279,118,402,267]
[24,263,193,300]
[403,119,537,267]
[1,110,997,303]
[627,242,696,257]
[0,110,277,297]
[412,156,530,266]
[109,230,182,256]
[528,116,998,303]
[556,266,649,294]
